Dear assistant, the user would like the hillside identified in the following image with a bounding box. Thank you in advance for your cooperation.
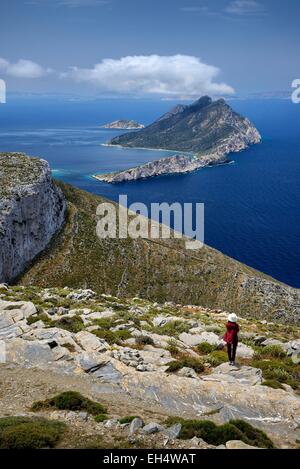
[19,180,300,325]
[0,284,299,448]
[109,96,261,153]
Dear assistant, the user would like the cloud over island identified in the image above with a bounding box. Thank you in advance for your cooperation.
[62,54,235,97]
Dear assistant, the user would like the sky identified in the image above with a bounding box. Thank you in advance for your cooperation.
[0,0,299,99]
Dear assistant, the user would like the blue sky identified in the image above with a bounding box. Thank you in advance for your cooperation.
[0,0,299,98]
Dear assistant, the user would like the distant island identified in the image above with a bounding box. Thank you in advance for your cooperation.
[101,119,145,130]
[94,96,261,183]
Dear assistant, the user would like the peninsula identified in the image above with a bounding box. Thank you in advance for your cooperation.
[95,96,261,183]
[101,119,145,130]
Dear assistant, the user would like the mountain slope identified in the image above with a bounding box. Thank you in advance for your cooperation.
[19,181,300,324]
[109,96,261,153]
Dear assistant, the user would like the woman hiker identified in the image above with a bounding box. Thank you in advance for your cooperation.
[224,313,239,366]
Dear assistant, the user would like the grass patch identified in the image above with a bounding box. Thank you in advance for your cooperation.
[205,350,228,367]
[135,335,154,346]
[197,342,218,355]
[164,417,274,448]
[262,379,285,390]
[251,358,300,390]
[52,316,84,333]
[119,416,140,424]
[94,414,108,423]
[152,321,190,338]
[166,356,205,373]
[254,345,286,360]
[93,329,131,345]
[0,417,66,449]
[31,391,107,416]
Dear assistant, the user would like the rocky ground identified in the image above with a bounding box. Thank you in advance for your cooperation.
[1,283,300,449]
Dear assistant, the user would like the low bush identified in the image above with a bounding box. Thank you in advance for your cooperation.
[0,417,66,449]
[52,316,84,333]
[197,342,217,355]
[166,356,205,373]
[93,329,132,345]
[254,345,286,360]
[31,391,107,416]
[119,416,140,424]
[152,321,190,338]
[262,379,285,390]
[164,417,274,448]
[135,335,154,346]
[251,358,300,389]
[205,350,228,367]
[94,414,108,423]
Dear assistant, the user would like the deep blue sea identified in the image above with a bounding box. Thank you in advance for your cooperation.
[0,96,300,288]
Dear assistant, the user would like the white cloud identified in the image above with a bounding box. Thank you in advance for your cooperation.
[225,1,265,15]
[64,55,235,97]
[0,58,51,78]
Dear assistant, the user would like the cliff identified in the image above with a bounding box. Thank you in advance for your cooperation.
[0,153,66,283]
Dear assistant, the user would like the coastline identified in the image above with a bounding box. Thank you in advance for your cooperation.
[100,142,194,156]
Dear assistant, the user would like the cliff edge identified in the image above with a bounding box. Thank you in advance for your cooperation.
[0,152,66,283]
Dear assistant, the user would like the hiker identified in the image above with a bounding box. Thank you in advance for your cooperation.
[224,313,239,366]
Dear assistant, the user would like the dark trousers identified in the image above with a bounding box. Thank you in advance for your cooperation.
[227,341,238,362]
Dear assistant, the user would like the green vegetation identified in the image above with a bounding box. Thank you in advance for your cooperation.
[16,181,298,325]
[205,350,228,367]
[151,321,190,338]
[253,345,286,360]
[31,391,107,416]
[166,356,205,373]
[0,416,66,449]
[251,358,300,390]
[262,379,285,390]
[94,414,108,423]
[93,328,131,345]
[197,342,217,355]
[165,417,274,448]
[52,316,84,333]
[135,335,155,346]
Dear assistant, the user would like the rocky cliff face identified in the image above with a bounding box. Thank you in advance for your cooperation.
[0,153,66,283]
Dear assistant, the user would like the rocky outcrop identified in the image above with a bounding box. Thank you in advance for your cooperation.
[101,120,145,130]
[0,153,66,283]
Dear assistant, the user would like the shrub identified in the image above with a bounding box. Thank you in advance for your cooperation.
[94,414,108,423]
[0,417,66,449]
[262,379,285,390]
[252,358,300,389]
[166,340,180,358]
[27,313,53,327]
[93,329,131,345]
[31,391,107,416]
[119,416,140,424]
[164,417,274,448]
[254,345,286,360]
[152,321,190,338]
[197,342,216,355]
[205,350,228,367]
[52,316,84,333]
[166,356,205,373]
[135,335,154,346]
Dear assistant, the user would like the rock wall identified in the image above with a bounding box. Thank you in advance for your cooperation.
[0,153,66,283]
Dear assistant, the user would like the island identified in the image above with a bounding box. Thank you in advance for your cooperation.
[95,96,261,183]
[101,119,145,130]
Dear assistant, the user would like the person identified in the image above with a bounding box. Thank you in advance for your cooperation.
[224,313,239,366]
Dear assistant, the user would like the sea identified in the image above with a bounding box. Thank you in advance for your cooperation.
[0,96,299,288]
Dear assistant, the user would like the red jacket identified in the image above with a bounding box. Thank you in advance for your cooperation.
[224,322,239,344]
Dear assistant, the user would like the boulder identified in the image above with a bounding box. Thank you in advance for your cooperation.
[142,422,164,434]
[179,331,222,347]
[177,367,198,379]
[163,423,182,440]
[75,331,109,352]
[203,363,262,386]
[225,440,259,449]
[261,339,285,348]
[75,351,108,372]
[236,343,254,359]
[129,417,144,435]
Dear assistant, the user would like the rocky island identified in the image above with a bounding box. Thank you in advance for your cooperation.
[101,119,145,130]
[95,96,261,183]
